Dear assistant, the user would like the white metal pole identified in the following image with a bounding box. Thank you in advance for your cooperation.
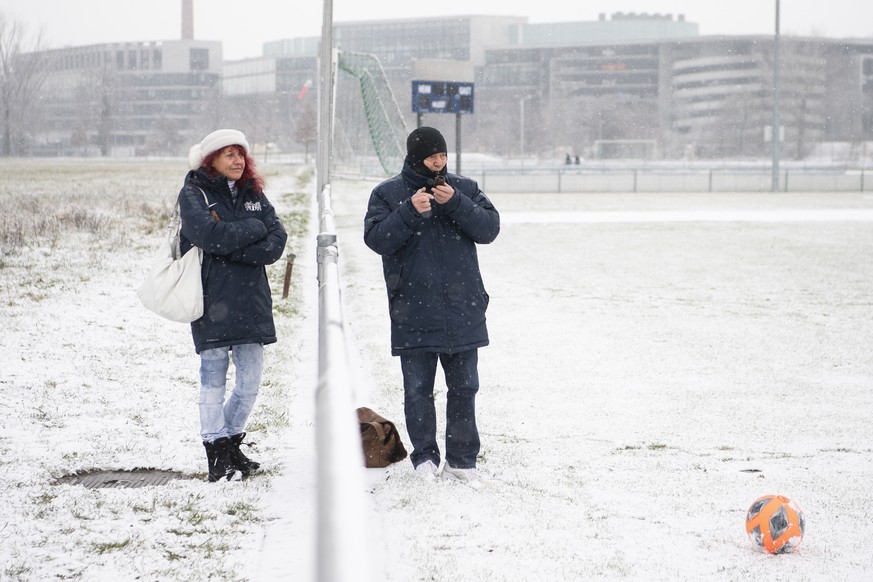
[520,97,525,157]
[316,0,334,196]
[772,0,781,192]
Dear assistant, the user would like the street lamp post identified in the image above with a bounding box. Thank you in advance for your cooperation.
[772,0,781,192]
[519,96,526,157]
[519,94,531,158]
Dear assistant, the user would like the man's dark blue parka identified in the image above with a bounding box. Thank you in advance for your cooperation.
[364,160,499,356]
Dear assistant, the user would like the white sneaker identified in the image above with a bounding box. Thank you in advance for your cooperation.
[439,462,483,489]
[414,460,439,481]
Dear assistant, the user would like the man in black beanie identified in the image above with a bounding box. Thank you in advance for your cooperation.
[363,127,500,487]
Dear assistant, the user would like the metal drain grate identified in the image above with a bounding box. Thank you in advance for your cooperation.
[57,469,188,489]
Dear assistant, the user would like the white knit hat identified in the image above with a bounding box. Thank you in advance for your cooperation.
[188,129,250,169]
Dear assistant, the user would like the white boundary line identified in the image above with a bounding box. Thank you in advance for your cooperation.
[502,209,873,224]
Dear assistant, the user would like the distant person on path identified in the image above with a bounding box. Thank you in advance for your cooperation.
[180,129,287,482]
[363,126,500,487]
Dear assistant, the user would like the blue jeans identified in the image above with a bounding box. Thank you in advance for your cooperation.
[199,344,264,442]
[400,349,480,469]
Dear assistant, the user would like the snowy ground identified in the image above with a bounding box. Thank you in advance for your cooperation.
[1,160,872,581]
[0,160,313,581]
[328,183,873,581]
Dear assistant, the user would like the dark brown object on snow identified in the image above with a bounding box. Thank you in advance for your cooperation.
[357,407,408,468]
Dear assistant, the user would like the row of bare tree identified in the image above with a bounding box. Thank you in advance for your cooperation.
[0,13,47,156]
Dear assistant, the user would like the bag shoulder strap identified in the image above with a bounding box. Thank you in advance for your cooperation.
[169,186,214,259]
[196,186,222,222]
[168,203,182,260]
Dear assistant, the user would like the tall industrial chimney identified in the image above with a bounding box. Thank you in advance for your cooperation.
[182,0,194,40]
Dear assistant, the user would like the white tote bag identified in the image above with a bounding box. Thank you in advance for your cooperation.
[138,190,208,323]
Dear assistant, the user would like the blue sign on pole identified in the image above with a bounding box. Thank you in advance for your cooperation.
[412,80,474,114]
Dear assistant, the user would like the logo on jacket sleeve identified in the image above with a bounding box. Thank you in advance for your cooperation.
[245,201,262,212]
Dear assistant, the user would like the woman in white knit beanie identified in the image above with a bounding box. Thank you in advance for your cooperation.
[179,129,288,482]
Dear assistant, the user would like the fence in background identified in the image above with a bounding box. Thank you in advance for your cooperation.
[464,168,873,194]
[333,159,872,194]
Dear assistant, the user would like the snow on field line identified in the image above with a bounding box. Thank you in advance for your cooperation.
[503,208,873,224]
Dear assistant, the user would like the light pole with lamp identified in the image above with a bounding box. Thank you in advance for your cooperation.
[772,0,781,192]
[519,94,531,158]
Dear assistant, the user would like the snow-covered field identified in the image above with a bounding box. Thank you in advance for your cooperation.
[2,160,872,581]
[0,160,312,581]
[329,182,873,581]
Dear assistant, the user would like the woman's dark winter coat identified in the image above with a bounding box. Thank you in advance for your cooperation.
[364,160,499,356]
[178,169,287,353]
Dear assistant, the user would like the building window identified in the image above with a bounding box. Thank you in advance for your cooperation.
[190,48,209,71]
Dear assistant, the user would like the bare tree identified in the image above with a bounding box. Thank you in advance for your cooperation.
[295,99,318,162]
[0,13,46,156]
[94,66,118,157]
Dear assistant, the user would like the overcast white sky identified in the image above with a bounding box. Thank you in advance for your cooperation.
[3,0,872,60]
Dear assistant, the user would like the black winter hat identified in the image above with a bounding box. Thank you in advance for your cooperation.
[406,126,447,165]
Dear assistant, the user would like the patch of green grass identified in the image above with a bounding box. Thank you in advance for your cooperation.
[188,538,232,559]
[295,167,315,190]
[3,563,32,578]
[92,537,132,554]
[273,300,301,318]
[164,549,186,561]
[132,499,156,513]
[246,406,290,433]
[33,491,57,505]
[225,501,260,522]
[30,405,56,426]
[181,508,208,528]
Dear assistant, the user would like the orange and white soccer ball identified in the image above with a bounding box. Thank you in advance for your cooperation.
[745,495,805,554]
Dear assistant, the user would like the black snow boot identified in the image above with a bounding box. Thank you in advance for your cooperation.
[203,437,240,483]
[229,432,261,476]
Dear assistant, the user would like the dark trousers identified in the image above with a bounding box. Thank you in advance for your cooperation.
[400,349,480,469]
